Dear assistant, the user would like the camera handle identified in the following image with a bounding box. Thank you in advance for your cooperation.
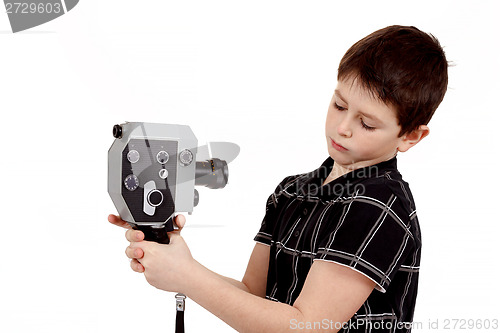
[129,217,174,244]
[129,218,187,333]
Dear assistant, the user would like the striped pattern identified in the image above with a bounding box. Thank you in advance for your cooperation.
[255,157,421,332]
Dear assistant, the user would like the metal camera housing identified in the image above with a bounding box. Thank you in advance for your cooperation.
[108,122,228,243]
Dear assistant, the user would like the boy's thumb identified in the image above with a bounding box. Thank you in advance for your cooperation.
[174,214,186,230]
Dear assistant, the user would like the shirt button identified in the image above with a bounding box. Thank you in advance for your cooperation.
[294,230,300,237]
[302,208,308,216]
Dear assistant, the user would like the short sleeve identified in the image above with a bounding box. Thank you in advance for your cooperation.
[315,185,416,293]
[254,176,294,246]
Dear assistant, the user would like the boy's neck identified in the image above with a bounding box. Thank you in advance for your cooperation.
[322,162,353,186]
[322,153,398,186]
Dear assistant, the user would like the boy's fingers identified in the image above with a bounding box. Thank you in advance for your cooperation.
[169,215,186,239]
[125,246,144,259]
[130,259,145,273]
[174,214,186,230]
[108,214,132,229]
[125,229,144,242]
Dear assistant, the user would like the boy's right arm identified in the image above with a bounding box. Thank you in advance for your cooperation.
[210,243,270,297]
[108,214,270,297]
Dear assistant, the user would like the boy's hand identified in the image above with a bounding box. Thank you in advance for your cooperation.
[122,214,193,293]
[107,214,132,229]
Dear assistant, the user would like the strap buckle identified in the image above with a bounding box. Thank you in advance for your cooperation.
[175,293,186,312]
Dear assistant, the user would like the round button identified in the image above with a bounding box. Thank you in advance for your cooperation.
[127,150,140,164]
[302,208,308,216]
[124,174,139,191]
[294,230,300,237]
[157,151,169,164]
[179,149,194,166]
[147,190,164,207]
[159,169,169,179]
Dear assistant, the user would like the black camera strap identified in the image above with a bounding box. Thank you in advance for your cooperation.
[175,293,186,333]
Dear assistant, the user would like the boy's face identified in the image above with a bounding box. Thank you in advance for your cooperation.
[325,77,408,170]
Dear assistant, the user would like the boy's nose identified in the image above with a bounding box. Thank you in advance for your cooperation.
[337,118,352,138]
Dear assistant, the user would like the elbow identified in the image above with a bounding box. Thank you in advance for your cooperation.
[290,305,342,333]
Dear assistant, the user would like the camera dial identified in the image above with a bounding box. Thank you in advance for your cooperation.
[124,174,139,191]
[179,149,194,166]
[157,151,169,164]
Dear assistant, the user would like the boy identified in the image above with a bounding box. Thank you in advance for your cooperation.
[109,25,448,332]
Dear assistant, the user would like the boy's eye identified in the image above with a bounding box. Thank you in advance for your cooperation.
[361,119,376,131]
[334,103,346,111]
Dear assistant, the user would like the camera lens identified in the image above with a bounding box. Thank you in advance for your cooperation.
[195,158,229,189]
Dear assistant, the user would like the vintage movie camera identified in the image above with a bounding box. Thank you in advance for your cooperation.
[108,122,231,244]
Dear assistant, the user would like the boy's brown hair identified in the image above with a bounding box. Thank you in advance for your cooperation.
[338,25,448,136]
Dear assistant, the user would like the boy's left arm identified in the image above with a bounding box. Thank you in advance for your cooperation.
[127,231,375,333]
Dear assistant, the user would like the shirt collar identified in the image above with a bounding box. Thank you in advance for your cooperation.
[297,156,398,199]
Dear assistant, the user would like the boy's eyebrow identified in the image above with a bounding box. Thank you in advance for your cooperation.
[334,89,347,104]
[334,89,382,124]
[359,111,382,124]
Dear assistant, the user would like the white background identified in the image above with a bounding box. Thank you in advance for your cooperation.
[1,0,499,332]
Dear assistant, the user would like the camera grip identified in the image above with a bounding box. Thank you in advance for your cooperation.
[131,217,174,244]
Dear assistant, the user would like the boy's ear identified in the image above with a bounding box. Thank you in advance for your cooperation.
[397,125,430,152]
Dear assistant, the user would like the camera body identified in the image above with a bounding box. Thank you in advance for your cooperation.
[108,122,228,243]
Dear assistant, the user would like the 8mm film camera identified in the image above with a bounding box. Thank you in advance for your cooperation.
[108,122,231,244]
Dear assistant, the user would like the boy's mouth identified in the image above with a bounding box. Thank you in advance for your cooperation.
[330,138,348,152]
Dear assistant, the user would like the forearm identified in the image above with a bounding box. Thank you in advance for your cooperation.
[184,260,304,333]
[210,269,250,293]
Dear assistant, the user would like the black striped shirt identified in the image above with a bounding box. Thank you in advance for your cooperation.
[255,157,421,332]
